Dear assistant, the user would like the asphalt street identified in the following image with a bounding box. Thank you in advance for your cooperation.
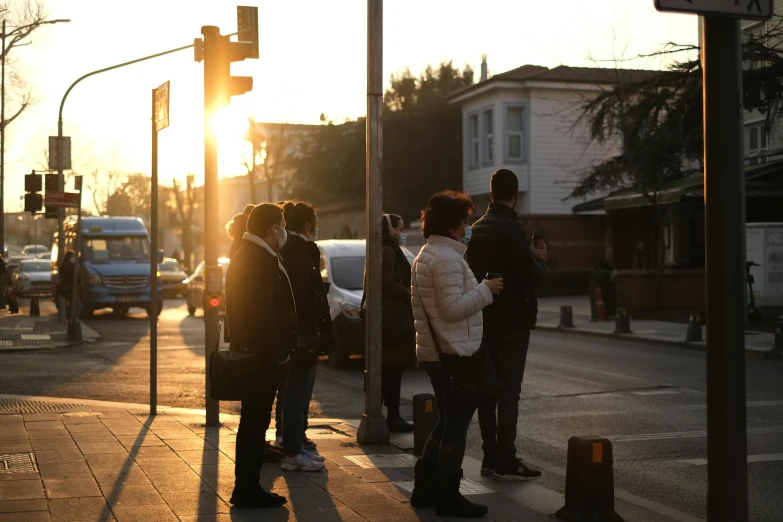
[1,298,781,521]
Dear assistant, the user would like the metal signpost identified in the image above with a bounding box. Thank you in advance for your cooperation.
[655,2,774,520]
[150,81,170,415]
[357,0,389,445]
[67,177,83,343]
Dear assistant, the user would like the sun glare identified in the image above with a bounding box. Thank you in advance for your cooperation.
[208,106,253,177]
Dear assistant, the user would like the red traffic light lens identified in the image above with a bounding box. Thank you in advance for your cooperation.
[208,297,222,308]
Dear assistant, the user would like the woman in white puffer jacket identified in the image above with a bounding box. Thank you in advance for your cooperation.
[409,191,503,519]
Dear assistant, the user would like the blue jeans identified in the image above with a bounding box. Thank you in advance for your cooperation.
[282,362,317,455]
[420,359,476,476]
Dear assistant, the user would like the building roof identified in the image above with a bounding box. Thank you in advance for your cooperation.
[572,158,783,213]
[449,64,663,101]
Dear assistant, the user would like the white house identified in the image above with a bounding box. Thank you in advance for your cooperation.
[448,60,658,268]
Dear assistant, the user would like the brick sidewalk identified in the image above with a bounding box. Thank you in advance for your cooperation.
[0,402,551,521]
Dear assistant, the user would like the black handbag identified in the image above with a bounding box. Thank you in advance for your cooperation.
[208,324,252,401]
[360,293,415,342]
[414,272,500,400]
[290,333,320,364]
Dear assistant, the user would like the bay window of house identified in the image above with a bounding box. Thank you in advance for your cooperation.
[505,104,525,163]
[482,109,493,165]
[748,124,768,164]
[468,112,480,168]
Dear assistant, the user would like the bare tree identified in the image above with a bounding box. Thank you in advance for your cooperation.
[86,169,124,215]
[243,118,259,203]
[172,174,195,273]
[1,1,50,131]
[259,124,289,202]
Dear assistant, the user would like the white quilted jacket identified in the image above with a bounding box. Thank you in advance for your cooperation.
[411,235,493,362]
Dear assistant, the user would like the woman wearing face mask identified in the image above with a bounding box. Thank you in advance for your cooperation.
[275,201,335,471]
[224,203,296,509]
[376,213,417,432]
[409,191,503,518]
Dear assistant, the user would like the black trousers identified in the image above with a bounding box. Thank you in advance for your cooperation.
[381,365,404,419]
[477,329,531,465]
[234,364,285,489]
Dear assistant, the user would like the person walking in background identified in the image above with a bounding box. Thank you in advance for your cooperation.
[379,213,417,432]
[0,254,7,309]
[409,191,503,518]
[466,169,547,481]
[225,203,295,509]
[277,201,334,472]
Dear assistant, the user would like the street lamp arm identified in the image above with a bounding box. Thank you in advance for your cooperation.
[57,41,195,125]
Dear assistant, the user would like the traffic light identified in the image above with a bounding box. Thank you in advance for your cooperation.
[210,33,255,107]
[24,171,42,214]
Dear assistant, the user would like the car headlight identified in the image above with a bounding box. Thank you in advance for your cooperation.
[340,300,361,319]
[182,278,189,285]
[86,273,102,287]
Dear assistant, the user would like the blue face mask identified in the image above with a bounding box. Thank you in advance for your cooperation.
[460,226,472,245]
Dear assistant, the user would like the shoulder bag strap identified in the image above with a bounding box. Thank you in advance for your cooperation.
[412,271,442,355]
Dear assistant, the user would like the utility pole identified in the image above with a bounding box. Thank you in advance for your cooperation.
[702,16,748,522]
[357,0,389,445]
[1,20,6,256]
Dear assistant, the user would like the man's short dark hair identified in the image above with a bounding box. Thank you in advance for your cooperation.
[421,191,474,239]
[247,203,283,237]
[490,169,519,202]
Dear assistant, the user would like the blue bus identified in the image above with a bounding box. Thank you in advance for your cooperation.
[53,216,163,318]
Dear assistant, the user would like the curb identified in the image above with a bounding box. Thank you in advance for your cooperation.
[536,324,782,361]
[0,338,99,353]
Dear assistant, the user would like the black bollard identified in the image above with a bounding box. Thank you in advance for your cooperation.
[774,317,782,352]
[613,308,632,334]
[684,314,702,343]
[30,298,40,317]
[559,305,575,328]
[67,317,82,342]
[412,393,438,456]
[556,436,623,522]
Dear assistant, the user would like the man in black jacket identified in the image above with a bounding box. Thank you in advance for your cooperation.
[466,169,547,481]
[225,203,296,508]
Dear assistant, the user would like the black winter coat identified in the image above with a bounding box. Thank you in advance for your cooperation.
[225,238,298,365]
[280,234,335,363]
[466,203,546,330]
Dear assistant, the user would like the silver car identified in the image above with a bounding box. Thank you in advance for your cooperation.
[12,259,53,298]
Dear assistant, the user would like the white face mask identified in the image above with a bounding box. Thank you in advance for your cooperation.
[398,232,407,246]
[274,225,288,249]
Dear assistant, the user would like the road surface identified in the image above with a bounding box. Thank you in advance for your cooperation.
[1,298,781,521]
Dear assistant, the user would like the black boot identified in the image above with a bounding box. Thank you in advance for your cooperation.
[435,470,488,518]
[230,484,287,509]
[387,416,414,433]
[410,459,437,509]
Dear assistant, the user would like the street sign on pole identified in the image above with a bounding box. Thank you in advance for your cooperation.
[150,81,169,416]
[44,191,79,208]
[154,81,170,132]
[655,0,773,20]
[48,136,71,171]
[237,6,259,59]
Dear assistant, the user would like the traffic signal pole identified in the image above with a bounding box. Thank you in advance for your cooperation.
[202,25,221,427]
[702,16,748,522]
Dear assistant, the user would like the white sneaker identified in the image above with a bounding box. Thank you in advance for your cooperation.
[281,452,324,471]
[304,448,325,463]
[274,436,284,449]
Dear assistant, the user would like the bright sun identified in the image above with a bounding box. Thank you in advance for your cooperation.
[208,106,253,178]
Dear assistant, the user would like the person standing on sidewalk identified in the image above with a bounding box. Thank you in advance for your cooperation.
[226,203,294,509]
[466,169,547,481]
[278,201,334,472]
[380,213,417,432]
[409,191,503,518]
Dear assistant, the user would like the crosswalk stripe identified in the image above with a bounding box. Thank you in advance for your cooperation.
[608,426,783,442]
[679,453,783,466]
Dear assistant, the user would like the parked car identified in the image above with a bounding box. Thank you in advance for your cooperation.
[5,255,29,274]
[185,257,230,316]
[316,239,415,368]
[21,245,49,257]
[3,244,8,258]
[12,259,53,298]
[160,258,188,298]
[37,252,52,261]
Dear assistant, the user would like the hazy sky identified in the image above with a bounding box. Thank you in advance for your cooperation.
[5,0,697,212]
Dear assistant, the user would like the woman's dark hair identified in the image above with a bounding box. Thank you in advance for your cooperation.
[226,213,250,240]
[282,201,317,233]
[381,214,403,247]
[59,251,74,270]
[246,203,283,237]
[421,191,474,239]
